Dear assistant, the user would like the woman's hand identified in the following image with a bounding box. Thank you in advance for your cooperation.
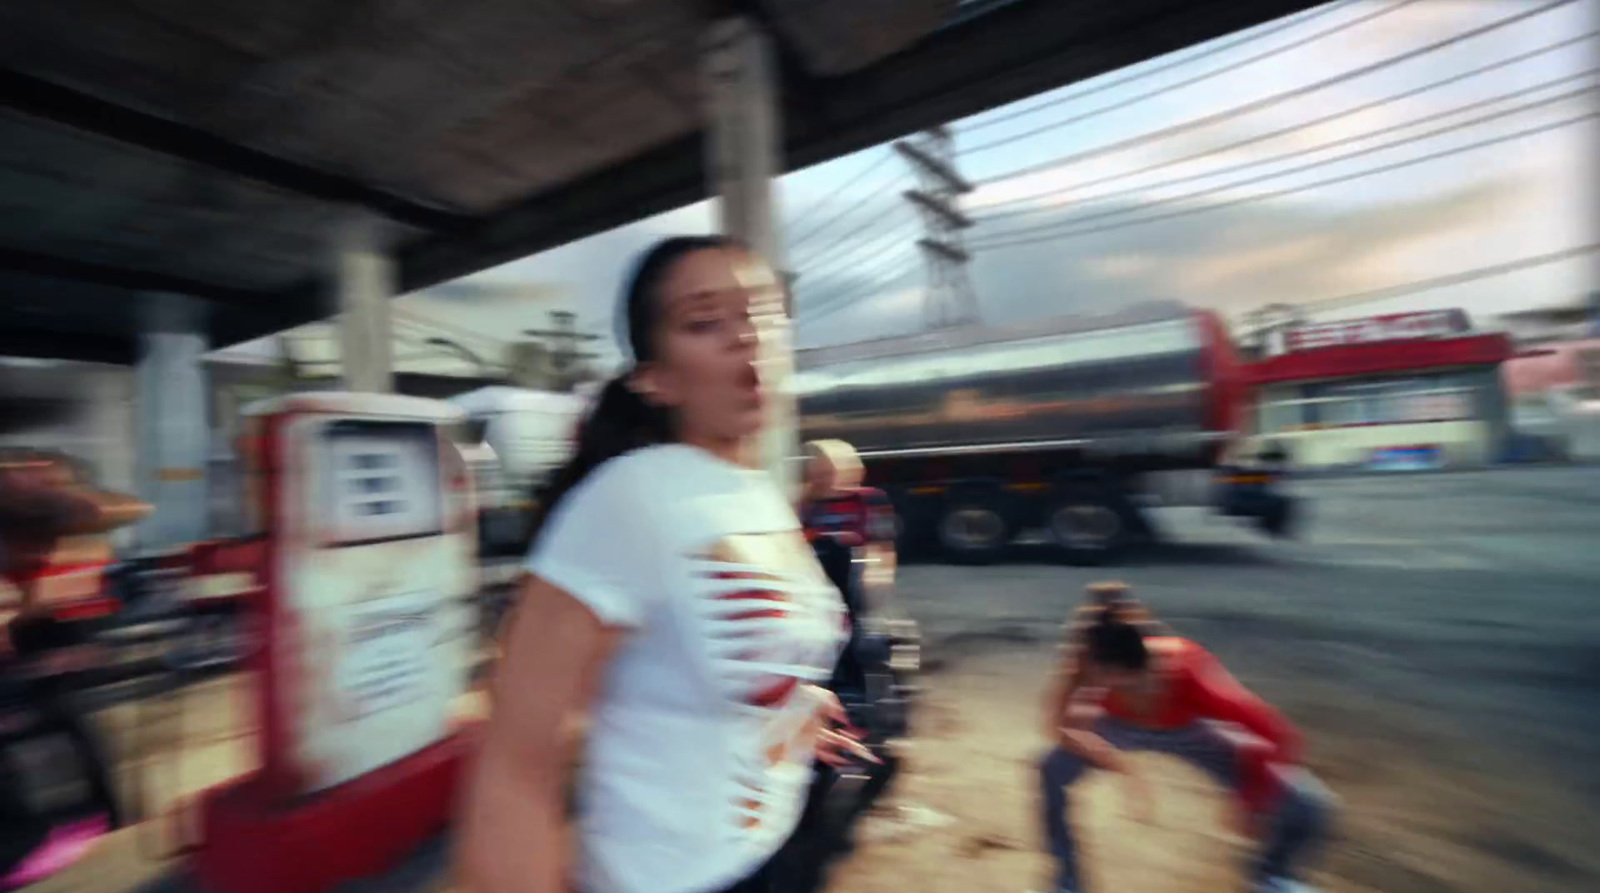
[1059,727,1156,825]
[811,687,880,769]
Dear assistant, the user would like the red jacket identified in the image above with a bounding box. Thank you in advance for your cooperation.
[1102,638,1302,814]
[801,487,896,548]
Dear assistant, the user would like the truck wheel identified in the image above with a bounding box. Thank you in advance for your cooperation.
[1256,493,1298,538]
[885,491,931,560]
[936,497,1010,564]
[1048,486,1128,566]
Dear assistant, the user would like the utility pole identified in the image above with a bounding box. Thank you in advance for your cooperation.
[522,310,602,392]
[895,126,977,330]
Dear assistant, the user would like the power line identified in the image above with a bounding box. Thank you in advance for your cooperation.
[789,177,915,270]
[800,242,919,302]
[805,277,912,328]
[972,95,1598,251]
[797,223,919,289]
[799,249,917,319]
[785,149,895,235]
[961,0,1425,157]
[1293,242,1600,315]
[974,27,1596,211]
[799,250,920,323]
[804,242,1600,340]
[796,202,920,279]
[786,176,908,259]
[957,0,1360,136]
[800,245,917,302]
[781,0,1480,281]
[976,70,1598,232]
[975,0,1578,186]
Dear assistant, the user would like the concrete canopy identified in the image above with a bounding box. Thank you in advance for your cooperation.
[0,0,1322,364]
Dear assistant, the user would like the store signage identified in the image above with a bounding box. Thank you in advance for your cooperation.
[1286,310,1469,353]
[1368,444,1444,472]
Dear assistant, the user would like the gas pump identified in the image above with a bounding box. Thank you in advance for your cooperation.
[191,393,478,893]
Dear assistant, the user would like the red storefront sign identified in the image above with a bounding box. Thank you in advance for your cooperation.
[1285,309,1470,353]
[1247,331,1512,385]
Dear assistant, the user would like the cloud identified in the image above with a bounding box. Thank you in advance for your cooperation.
[966,170,1528,330]
[795,283,926,347]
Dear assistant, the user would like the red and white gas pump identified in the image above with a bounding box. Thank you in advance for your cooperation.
[192,393,479,893]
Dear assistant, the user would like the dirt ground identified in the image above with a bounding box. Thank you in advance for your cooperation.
[830,468,1600,893]
[829,648,1600,893]
[26,468,1600,893]
[46,648,1599,893]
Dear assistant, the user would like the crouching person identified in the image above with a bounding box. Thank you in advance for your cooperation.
[1037,583,1335,893]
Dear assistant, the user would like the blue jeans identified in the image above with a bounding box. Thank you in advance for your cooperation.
[1039,719,1333,891]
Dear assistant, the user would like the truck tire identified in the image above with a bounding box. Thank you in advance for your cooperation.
[884,489,931,560]
[1047,483,1131,566]
[936,493,1010,564]
[1255,492,1298,538]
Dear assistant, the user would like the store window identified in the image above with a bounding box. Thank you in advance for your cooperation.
[1257,372,1481,434]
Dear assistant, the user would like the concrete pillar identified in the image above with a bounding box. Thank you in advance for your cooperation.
[704,16,797,494]
[135,294,211,550]
[89,368,139,550]
[334,213,396,393]
[1475,365,1512,464]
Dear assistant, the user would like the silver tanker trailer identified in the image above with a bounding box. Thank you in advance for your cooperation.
[794,302,1295,564]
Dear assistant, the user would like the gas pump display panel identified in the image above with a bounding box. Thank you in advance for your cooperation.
[324,421,443,545]
[280,417,472,794]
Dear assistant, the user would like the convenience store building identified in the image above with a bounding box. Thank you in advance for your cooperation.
[1245,310,1515,470]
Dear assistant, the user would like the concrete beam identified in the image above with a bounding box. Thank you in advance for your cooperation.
[396,0,1323,296]
[0,67,469,231]
[0,325,137,365]
[0,246,267,309]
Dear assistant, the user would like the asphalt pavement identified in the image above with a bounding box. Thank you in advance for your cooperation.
[891,464,1600,887]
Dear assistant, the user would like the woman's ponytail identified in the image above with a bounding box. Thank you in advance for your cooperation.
[523,234,742,550]
[527,375,672,547]
[1064,581,1171,670]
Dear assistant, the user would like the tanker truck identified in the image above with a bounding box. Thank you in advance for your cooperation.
[793,302,1294,564]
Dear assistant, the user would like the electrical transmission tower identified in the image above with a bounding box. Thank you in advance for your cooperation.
[894,126,977,329]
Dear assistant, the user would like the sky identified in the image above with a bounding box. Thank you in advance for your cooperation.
[224,0,1600,373]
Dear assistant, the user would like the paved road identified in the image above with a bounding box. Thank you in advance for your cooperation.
[896,465,1600,809]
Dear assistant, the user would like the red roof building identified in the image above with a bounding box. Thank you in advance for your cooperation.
[1242,310,1514,470]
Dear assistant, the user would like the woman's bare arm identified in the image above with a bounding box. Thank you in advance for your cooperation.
[456,574,625,893]
[1056,701,1127,773]
[1044,637,1130,773]
[1042,639,1082,739]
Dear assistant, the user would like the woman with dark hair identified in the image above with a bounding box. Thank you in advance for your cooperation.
[1037,582,1334,893]
[457,237,872,893]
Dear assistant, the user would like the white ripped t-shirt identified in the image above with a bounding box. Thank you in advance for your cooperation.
[525,444,848,893]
